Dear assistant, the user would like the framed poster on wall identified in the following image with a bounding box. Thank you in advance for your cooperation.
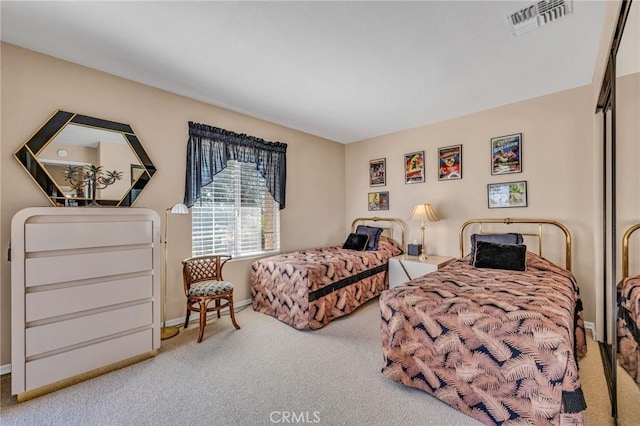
[404,151,424,184]
[491,133,522,175]
[369,158,386,186]
[368,191,389,211]
[487,181,527,208]
[438,144,462,180]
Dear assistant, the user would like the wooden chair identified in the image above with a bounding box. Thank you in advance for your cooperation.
[182,254,240,343]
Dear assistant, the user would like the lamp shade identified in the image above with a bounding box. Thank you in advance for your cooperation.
[409,204,440,222]
[169,203,189,214]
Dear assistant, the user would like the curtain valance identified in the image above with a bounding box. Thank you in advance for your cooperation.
[184,122,287,209]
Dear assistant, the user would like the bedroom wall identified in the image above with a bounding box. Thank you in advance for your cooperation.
[0,43,346,367]
[344,85,600,324]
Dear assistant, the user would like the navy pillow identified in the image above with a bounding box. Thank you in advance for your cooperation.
[342,233,369,251]
[472,240,527,271]
[356,225,384,251]
[469,233,523,264]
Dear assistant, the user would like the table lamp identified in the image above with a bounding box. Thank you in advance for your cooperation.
[409,203,440,261]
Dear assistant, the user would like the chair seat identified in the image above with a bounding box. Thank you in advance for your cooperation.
[188,280,234,297]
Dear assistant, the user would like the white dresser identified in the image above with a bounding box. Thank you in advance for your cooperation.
[388,255,454,288]
[11,207,161,401]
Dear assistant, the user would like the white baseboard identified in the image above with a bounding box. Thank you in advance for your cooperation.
[584,321,596,340]
[0,298,254,377]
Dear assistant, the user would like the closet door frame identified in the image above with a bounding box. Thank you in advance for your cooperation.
[595,0,634,419]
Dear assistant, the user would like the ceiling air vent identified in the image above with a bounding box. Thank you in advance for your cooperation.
[507,0,573,37]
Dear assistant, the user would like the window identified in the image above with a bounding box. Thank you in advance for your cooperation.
[191,160,280,257]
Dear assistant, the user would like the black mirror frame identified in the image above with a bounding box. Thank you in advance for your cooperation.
[14,110,156,206]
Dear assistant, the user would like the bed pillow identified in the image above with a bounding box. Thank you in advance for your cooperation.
[377,235,404,257]
[469,233,523,264]
[342,233,370,251]
[472,240,527,271]
[356,225,384,251]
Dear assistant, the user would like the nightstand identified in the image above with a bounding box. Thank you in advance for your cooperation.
[388,255,454,288]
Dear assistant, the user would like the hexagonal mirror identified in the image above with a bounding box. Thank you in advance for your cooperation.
[14,110,156,206]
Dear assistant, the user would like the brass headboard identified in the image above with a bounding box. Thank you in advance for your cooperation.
[622,223,640,279]
[459,218,572,271]
[351,217,407,253]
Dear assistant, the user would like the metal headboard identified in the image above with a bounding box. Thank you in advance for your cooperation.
[351,217,407,253]
[622,223,640,279]
[459,218,573,271]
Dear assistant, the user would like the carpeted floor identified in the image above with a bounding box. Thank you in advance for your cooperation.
[579,330,640,426]
[1,299,638,425]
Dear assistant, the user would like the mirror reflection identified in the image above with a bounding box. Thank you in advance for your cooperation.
[37,124,142,201]
[14,110,156,207]
[615,1,640,424]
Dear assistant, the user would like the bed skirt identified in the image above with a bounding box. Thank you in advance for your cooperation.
[251,250,389,330]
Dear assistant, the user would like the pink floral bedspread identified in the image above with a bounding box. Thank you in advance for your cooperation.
[380,253,587,425]
[618,275,640,386]
[251,236,402,329]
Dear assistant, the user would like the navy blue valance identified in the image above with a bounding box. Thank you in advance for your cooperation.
[184,122,287,209]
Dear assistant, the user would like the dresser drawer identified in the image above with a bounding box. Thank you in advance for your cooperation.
[25,221,153,252]
[25,248,152,287]
[25,329,153,391]
[25,302,153,357]
[25,275,153,322]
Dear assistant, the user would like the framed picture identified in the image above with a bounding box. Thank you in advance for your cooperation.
[487,181,528,209]
[438,144,462,180]
[369,158,386,186]
[404,151,425,184]
[368,191,389,211]
[491,133,522,175]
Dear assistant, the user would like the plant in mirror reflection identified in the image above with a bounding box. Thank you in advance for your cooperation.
[64,165,123,205]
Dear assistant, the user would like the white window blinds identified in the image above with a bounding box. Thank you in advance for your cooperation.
[191,160,280,257]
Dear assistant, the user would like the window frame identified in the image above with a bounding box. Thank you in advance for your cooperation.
[191,160,280,259]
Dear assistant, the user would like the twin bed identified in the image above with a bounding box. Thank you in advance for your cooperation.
[380,219,586,425]
[251,217,588,425]
[618,223,640,387]
[251,217,405,330]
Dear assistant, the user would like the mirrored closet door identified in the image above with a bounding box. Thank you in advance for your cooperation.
[615,0,640,424]
[596,1,639,423]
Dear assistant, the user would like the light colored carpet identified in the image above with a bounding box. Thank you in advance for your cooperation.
[1,299,638,425]
[579,331,640,426]
[616,360,640,425]
[1,300,475,425]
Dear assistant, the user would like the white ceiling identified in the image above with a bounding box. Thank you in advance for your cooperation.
[0,1,607,143]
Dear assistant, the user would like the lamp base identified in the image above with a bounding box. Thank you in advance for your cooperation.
[160,326,180,340]
[419,252,429,262]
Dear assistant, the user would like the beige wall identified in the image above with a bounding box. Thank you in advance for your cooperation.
[0,43,346,366]
[345,85,599,323]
